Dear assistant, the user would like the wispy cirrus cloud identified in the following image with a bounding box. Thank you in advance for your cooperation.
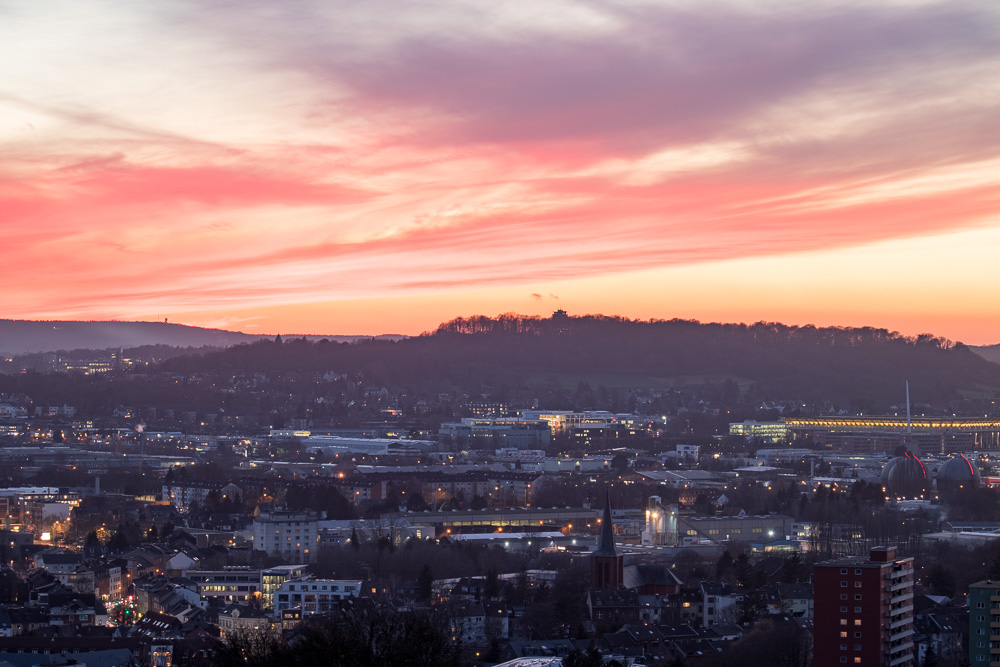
[1,0,999,334]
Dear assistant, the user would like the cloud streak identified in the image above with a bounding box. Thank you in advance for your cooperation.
[1,0,999,337]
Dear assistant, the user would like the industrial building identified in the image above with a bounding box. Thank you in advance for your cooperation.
[786,416,1000,455]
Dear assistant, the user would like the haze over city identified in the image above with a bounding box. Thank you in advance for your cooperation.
[4,1,1000,342]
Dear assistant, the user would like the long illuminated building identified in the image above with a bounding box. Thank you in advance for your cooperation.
[786,417,1000,455]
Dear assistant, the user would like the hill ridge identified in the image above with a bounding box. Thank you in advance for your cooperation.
[0,319,402,355]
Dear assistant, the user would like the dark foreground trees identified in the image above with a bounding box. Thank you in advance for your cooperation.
[212,603,460,667]
[704,618,811,667]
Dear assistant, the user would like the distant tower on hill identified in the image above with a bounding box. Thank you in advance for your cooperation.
[590,492,624,589]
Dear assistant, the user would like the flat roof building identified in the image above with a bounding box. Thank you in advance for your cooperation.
[814,546,915,667]
[271,578,362,617]
[252,509,318,564]
[729,420,790,443]
[787,417,1000,455]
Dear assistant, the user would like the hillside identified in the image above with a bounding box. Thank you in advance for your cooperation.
[972,344,1000,365]
[0,320,405,355]
[0,320,258,355]
[156,314,1000,409]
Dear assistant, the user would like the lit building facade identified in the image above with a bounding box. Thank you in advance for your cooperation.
[787,417,1000,454]
[271,579,362,616]
[252,509,318,563]
[185,565,309,609]
[729,420,790,443]
[184,568,262,606]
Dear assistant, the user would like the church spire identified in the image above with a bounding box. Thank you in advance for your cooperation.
[594,491,617,556]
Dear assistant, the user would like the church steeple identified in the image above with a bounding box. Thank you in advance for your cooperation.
[594,491,617,556]
[590,491,624,589]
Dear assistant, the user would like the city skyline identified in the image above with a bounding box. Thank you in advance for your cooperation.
[3,1,1000,342]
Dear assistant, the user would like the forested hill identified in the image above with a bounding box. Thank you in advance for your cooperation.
[0,320,405,355]
[0,320,257,355]
[159,314,1000,408]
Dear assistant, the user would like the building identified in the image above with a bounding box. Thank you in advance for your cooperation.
[569,422,649,448]
[93,562,123,601]
[301,435,435,456]
[700,582,738,627]
[183,568,263,606]
[271,578,362,616]
[261,565,310,609]
[642,496,678,546]
[519,410,589,433]
[439,417,550,449]
[184,565,308,609]
[679,514,793,544]
[252,509,318,563]
[814,546,915,667]
[330,477,390,505]
[419,471,543,508]
[969,581,1000,665]
[786,416,1000,454]
[466,401,509,418]
[729,420,790,443]
[161,481,243,514]
[217,602,273,635]
[676,444,700,461]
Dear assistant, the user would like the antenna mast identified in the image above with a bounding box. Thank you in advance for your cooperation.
[905,381,913,454]
[906,381,911,434]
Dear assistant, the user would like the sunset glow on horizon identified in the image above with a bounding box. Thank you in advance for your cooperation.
[4,1,1000,343]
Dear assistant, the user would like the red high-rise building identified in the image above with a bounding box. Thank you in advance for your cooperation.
[813,546,915,667]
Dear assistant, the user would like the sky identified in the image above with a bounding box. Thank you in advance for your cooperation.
[3,0,1000,342]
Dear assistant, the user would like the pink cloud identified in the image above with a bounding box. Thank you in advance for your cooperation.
[3,0,1000,329]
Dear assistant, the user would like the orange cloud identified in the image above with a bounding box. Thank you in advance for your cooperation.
[2,0,1000,342]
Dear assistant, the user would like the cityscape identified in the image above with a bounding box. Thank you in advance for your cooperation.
[3,0,1000,666]
[0,314,998,665]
